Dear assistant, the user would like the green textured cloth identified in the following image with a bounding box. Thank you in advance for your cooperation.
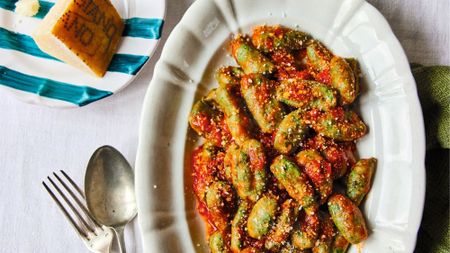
[411,64,450,149]
[411,65,450,253]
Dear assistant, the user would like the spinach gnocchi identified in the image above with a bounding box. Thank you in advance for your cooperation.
[189,25,376,253]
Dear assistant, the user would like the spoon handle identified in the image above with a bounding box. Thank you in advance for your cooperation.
[113,226,127,253]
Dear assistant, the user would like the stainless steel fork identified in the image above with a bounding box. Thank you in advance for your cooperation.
[42,170,114,253]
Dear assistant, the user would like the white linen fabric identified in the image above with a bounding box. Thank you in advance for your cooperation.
[0,0,447,252]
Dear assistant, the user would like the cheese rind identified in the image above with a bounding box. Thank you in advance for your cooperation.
[33,0,125,77]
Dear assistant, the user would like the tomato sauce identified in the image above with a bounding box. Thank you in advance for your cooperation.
[315,69,331,85]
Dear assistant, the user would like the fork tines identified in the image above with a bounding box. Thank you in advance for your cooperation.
[42,170,101,239]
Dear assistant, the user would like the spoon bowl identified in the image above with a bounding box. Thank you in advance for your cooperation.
[85,145,137,253]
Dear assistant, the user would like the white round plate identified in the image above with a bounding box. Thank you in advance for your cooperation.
[0,0,165,107]
[136,0,426,252]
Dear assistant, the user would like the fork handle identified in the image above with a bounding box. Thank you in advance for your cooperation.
[113,226,127,253]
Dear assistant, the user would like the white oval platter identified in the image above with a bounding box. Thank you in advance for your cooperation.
[136,0,426,252]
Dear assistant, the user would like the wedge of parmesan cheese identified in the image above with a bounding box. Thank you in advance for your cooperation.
[33,0,125,77]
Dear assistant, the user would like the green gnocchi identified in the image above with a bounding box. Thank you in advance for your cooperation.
[190,25,376,253]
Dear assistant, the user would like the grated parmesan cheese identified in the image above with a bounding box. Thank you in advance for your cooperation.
[15,0,40,17]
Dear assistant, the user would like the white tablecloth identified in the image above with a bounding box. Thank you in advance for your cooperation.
[0,0,448,252]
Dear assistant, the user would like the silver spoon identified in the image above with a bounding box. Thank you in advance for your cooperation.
[85,145,137,253]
